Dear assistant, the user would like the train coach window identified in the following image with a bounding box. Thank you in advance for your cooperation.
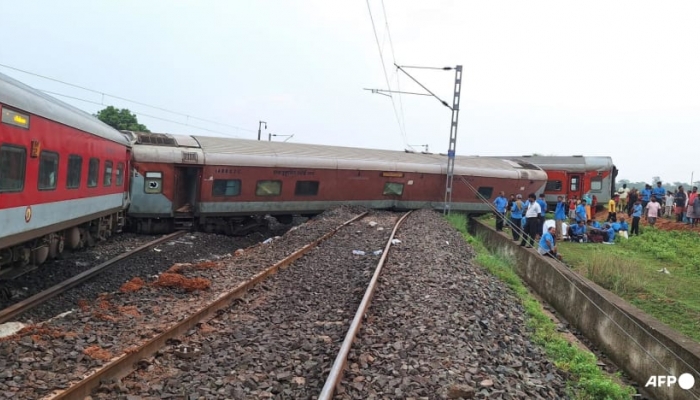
[67,155,82,189]
[570,177,579,192]
[38,151,59,190]
[590,177,603,192]
[545,180,562,191]
[103,161,113,187]
[0,145,26,192]
[256,180,282,196]
[213,179,241,196]
[144,172,163,194]
[477,186,493,199]
[295,181,319,196]
[116,163,124,186]
[88,158,100,188]
[383,182,404,196]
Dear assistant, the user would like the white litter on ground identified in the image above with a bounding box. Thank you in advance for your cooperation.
[0,322,26,339]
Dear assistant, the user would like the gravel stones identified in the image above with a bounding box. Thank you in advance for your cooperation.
[0,206,364,399]
[338,209,569,399]
[112,211,396,399]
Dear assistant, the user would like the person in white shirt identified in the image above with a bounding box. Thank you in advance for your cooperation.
[617,184,630,212]
[520,193,542,248]
[664,191,674,217]
[645,197,661,227]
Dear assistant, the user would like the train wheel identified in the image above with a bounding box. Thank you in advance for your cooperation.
[67,227,81,250]
[48,237,65,259]
[32,246,49,265]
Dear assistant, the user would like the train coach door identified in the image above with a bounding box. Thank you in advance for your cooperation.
[569,174,583,201]
[173,166,201,213]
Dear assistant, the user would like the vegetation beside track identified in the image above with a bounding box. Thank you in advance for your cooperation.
[478,213,700,342]
[447,214,636,400]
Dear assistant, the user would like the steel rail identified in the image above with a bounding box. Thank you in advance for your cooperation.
[0,231,187,324]
[318,210,413,400]
[46,211,369,400]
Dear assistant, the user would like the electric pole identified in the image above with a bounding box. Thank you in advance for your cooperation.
[257,121,267,141]
[443,65,462,215]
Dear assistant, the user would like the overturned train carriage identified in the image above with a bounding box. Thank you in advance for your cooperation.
[127,132,548,234]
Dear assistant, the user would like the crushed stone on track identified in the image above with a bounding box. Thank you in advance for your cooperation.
[338,209,569,399]
[0,206,364,400]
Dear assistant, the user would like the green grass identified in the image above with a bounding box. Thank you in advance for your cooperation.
[446,213,636,400]
[479,214,700,341]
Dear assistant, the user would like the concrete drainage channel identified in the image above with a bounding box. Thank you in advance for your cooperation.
[470,218,700,400]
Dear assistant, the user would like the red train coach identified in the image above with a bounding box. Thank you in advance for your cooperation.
[127,132,548,234]
[496,155,617,206]
[0,72,131,276]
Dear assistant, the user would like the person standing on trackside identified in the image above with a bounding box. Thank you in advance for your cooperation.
[510,194,524,242]
[607,196,616,222]
[652,181,665,204]
[536,193,547,238]
[665,191,675,217]
[575,199,588,224]
[631,200,642,236]
[627,188,638,216]
[686,186,698,225]
[674,186,687,222]
[554,196,566,240]
[493,191,508,231]
[520,193,541,248]
[645,197,661,228]
[640,184,652,212]
[568,196,577,220]
[617,184,629,212]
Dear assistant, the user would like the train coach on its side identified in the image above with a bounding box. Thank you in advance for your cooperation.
[125,132,548,234]
[0,72,131,276]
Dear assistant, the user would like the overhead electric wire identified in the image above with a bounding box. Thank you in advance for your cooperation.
[380,0,408,141]
[41,89,241,138]
[0,63,256,133]
[365,0,407,147]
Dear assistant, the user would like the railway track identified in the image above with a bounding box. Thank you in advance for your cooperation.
[0,231,186,325]
[43,211,370,400]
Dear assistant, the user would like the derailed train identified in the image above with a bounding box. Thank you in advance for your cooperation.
[0,71,547,275]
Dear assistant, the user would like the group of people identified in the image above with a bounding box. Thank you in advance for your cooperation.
[491,191,631,261]
[493,191,565,260]
[616,182,700,228]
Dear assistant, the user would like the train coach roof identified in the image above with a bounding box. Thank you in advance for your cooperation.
[493,156,614,172]
[0,72,129,147]
[164,135,546,179]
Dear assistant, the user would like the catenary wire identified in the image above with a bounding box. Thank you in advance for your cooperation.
[41,90,242,138]
[459,176,700,394]
[0,63,256,133]
[365,0,408,147]
[380,0,408,139]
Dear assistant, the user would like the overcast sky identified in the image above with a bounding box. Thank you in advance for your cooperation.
[2,1,699,183]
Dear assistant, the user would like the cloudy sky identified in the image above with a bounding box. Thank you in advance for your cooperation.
[1,1,698,182]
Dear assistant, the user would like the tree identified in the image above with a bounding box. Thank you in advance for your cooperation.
[95,106,149,132]
[652,176,661,184]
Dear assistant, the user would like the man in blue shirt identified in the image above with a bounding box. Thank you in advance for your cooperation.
[554,196,566,241]
[603,223,616,244]
[510,194,525,242]
[493,191,508,232]
[568,220,587,242]
[652,181,665,204]
[538,225,560,259]
[640,184,652,211]
[575,200,588,223]
[631,200,643,236]
[536,193,548,238]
